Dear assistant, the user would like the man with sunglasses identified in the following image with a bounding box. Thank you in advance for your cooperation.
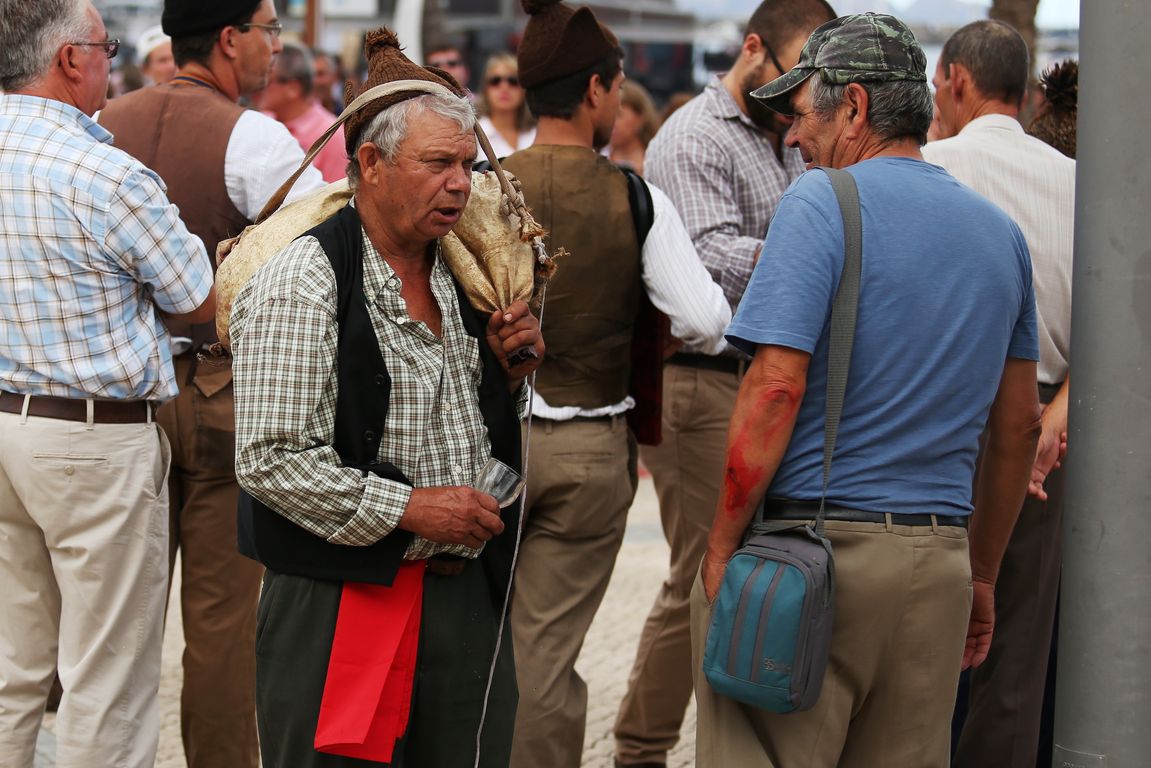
[0,1,214,765]
[614,2,836,766]
[97,1,324,766]
[426,42,473,95]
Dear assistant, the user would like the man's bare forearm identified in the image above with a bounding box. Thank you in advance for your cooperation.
[969,360,1042,583]
[706,346,809,560]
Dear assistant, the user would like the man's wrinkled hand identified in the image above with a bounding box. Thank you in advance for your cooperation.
[400,487,504,549]
[964,578,996,670]
[701,551,730,604]
[1028,425,1067,500]
[486,300,545,381]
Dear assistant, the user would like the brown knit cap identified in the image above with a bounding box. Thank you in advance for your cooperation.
[343,28,466,156]
[517,0,621,89]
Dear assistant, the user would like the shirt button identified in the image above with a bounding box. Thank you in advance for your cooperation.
[364,430,376,443]
[443,401,453,412]
[64,466,75,476]
[452,464,463,477]
[386,278,399,291]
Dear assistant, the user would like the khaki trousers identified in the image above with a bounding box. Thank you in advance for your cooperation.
[0,408,170,768]
[510,417,638,768]
[158,358,263,768]
[690,519,972,768]
[614,364,739,764]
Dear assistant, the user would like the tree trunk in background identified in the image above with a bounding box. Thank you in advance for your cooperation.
[990,0,1042,119]
[990,0,1041,72]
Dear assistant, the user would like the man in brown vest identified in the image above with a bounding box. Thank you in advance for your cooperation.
[501,2,731,766]
[97,0,324,765]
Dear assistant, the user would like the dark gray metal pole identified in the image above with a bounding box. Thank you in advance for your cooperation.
[1052,2,1151,767]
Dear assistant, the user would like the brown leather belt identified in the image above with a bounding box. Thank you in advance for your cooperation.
[0,391,155,424]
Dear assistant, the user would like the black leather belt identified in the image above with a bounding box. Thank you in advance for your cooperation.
[666,352,744,375]
[427,554,467,577]
[0,391,155,424]
[761,499,968,528]
[537,414,617,424]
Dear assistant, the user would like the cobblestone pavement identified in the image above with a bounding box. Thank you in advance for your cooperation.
[36,475,696,767]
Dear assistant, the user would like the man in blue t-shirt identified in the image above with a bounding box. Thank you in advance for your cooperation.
[690,14,1042,768]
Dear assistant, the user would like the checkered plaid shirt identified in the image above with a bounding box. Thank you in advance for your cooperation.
[645,77,806,312]
[0,95,212,401]
[232,226,523,560]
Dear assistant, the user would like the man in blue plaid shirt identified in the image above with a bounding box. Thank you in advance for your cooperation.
[0,1,214,765]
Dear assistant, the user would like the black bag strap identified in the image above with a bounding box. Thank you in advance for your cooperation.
[812,167,863,538]
[619,165,655,248]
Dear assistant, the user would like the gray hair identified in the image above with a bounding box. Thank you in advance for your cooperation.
[0,0,92,92]
[809,76,934,146]
[346,92,476,191]
[275,43,314,96]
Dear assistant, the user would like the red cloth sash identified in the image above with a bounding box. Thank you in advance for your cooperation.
[314,560,426,762]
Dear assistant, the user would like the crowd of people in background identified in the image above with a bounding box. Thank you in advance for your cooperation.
[0,0,1080,766]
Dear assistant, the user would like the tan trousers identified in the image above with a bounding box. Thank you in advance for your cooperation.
[690,518,973,768]
[614,364,739,764]
[510,417,638,768]
[0,409,170,768]
[158,358,263,768]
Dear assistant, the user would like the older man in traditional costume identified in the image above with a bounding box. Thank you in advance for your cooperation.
[230,29,543,768]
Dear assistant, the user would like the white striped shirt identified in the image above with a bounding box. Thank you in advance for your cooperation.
[923,114,1075,384]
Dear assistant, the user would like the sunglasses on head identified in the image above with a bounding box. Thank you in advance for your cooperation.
[487,75,520,88]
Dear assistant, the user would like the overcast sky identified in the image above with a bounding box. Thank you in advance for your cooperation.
[679,0,1080,30]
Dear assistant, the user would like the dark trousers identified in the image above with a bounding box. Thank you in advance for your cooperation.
[256,560,517,768]
[953,383,1064,768]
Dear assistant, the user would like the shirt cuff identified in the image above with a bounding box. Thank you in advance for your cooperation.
[328,475,412,545]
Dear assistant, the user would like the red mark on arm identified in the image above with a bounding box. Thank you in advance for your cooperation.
[720,385,802,520]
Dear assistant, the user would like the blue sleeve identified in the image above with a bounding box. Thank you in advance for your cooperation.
[1007,223,1040,361]
[726,172,842,356]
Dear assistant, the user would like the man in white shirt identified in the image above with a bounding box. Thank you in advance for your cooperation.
[923,20,1074,767]
[97,1,324,766]
[501,2,730,766]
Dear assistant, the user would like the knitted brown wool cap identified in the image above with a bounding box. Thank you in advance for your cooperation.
[343,28,466,156]
[517,0,620,89]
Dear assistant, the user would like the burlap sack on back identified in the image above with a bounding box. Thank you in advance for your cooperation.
[214,171,552,349]
[214,179,353,347]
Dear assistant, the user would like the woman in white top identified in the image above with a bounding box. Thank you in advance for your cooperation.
[476,52,535,159]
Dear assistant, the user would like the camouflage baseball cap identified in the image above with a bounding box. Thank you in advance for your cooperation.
[750,13,927,116]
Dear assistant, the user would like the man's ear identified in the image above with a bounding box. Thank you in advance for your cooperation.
[586,73,604,109]
[356,142,381,184]
[843,82,870,136]
[740,32,763,63]
[56,44,83,86]
[949,62,969,103]
[218,25,241,61]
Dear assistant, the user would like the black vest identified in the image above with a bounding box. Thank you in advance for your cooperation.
[237,204,522,596]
